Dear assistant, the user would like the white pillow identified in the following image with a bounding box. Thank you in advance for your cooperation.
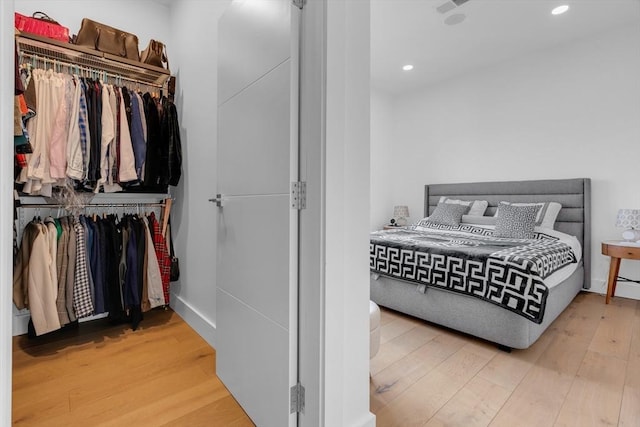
[495,201,562,229]
[461,215,496,226]
[438,197,489,217]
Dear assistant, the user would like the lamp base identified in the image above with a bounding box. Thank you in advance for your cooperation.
[622,229,640,241]
[396,217,407,226]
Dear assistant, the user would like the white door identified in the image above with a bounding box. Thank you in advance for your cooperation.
[216,1,300,426]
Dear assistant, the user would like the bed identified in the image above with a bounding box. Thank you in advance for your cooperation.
[370,178,591,350]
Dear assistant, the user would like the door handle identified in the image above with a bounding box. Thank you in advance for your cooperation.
[208,194,224,207]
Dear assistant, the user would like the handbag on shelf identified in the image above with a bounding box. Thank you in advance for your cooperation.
[15,12,70,42]
[74,18,140,61]
[140,39,169,70]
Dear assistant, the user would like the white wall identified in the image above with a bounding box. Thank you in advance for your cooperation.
[373,24,640,299]
[15,0,170,50]
[167,0,231,348]
[370,88,395,229]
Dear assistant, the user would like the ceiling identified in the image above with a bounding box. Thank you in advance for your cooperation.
[371,0,640,96]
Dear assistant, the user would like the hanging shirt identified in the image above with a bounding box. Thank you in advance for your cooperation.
[129,92,146,181]
[116,88,138,183]
[73,218,93,319]
[78,79,92,182]
[49,74,74,179]
[66,75,84,180]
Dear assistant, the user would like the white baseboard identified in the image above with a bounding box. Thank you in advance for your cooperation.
[12,311,110,337]
[352,413,376,427]
[169,293,217,349]
[12,311,29,336]
[588,278,640,301]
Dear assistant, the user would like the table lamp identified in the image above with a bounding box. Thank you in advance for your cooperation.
[616,208,640,241]
[393,205,410,226]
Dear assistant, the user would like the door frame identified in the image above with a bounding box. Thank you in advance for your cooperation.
[299,1,374,426]
[0,0,15,424]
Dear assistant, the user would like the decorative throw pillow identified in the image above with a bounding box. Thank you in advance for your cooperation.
[439,197,489,216]
[493,203,540,239]
[428,202,470,226]
[496,201,562,229]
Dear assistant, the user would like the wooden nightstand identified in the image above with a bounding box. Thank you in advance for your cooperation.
[383,225,405,230]
[601,240,640,304]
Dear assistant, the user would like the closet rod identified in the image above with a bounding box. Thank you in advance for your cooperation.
[18,203,166,208]
[20,52,165,90]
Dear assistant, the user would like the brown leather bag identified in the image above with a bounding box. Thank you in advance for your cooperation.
[140,39,169,70]
[75,18,140,61]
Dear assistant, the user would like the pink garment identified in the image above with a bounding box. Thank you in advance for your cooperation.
[49,74,74,179]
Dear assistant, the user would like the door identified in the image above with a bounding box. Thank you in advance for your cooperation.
[215,1,300,426]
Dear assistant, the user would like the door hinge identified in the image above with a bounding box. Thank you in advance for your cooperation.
[292,0,306,9]
[290,383,305,413]
[291,182,307,210]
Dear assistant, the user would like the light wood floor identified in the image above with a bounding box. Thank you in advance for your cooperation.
[370,291,640,427]
[12,308,255,426]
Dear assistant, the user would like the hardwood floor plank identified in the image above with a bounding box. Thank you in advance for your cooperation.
[618,301,640,427]
[425,376,511,427]
[588,296,636,360]
[99,378,238,426]
[159,395,255,427]
[488,334,591,427]
[370,332,467,412]
[12,309,253,426]
[375,348,493,427]
[371,323,441,375]
[370,293,640,427]
[554,350,626,426]
[379,312,423,344]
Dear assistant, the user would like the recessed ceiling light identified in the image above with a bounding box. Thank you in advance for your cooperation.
[402,65,414,71]
[551,5,570,15]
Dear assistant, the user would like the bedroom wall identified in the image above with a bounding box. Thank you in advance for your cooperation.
[372,23,640,299]
[370,88,396,230]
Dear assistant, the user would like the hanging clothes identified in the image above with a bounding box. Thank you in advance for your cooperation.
[13,219,61,336]
[14,62,182,194]
[14,211,170,335]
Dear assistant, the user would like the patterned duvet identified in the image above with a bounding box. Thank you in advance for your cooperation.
[369,223,579,323]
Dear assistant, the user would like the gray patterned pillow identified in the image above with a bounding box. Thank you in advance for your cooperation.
[428,203,470,226]
[493,203,540,239]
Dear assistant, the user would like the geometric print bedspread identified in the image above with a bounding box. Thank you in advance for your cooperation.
[370,226,578,323]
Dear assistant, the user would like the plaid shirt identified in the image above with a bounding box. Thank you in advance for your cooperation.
[149,213,171,304]
[78,79,91,181]
[73,219,94,318]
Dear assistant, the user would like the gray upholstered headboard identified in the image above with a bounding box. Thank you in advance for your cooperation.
[424,178,591,289]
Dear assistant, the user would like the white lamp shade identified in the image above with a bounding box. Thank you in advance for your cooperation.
[616,209,640,229]
[393,205,409,218]
[393,205,409,226]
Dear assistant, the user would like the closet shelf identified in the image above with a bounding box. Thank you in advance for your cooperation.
[16,32,170,86]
